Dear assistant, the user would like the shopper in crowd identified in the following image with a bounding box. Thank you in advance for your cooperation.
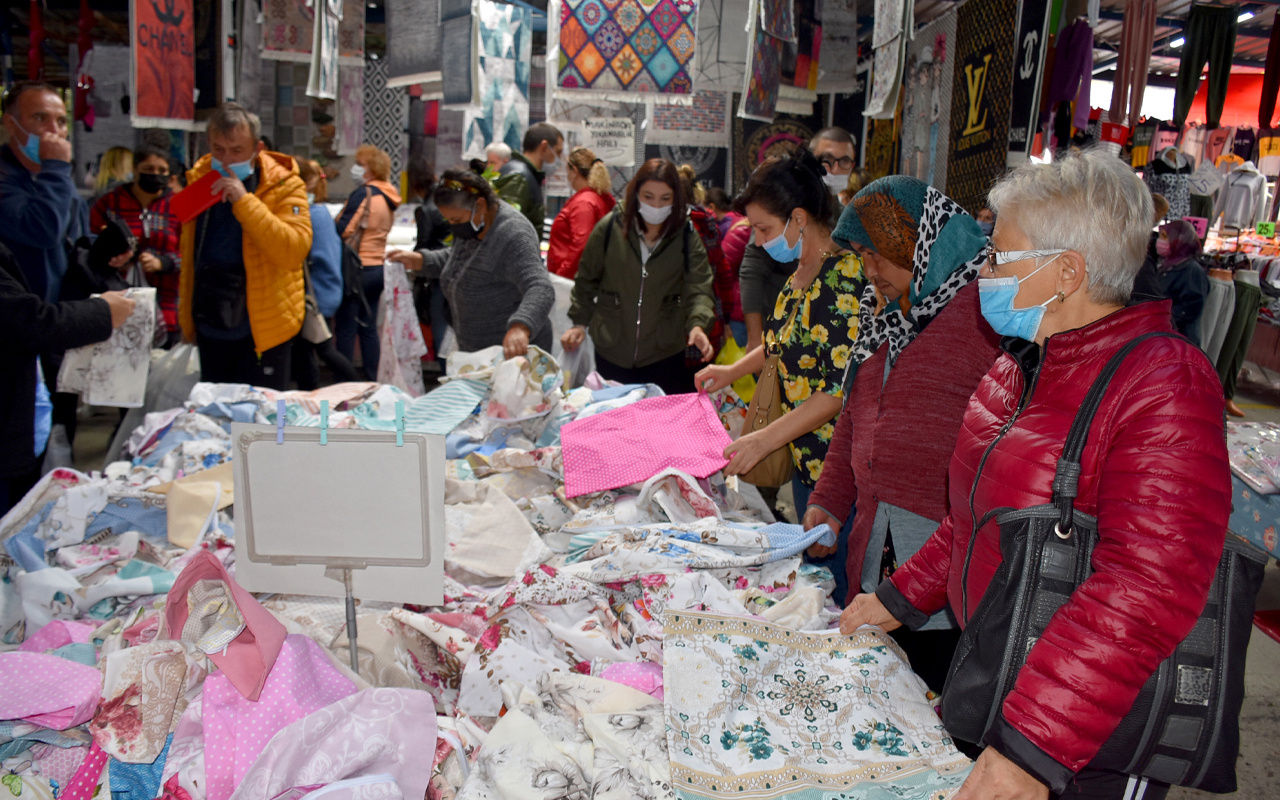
[88,144,182,347]
[679,164,731,357]
[695,148,866,599]
[974,204,996,236]
[803,176,999,684]
[547,147,615,279]
[1133,193,1170,304]
[495,123,563,236]
[333,144,401,379]
[841,149,1230,800]
[167,158,187,193]
[178,102,312,390]
[386,168,553,358]
[1155,219,1210,345]
[93,146,133,198]
[562,158,716,395]
[0,241,134,514]
[291,159,362,389]
[485,142,512,174]
[810,127,857,202]
[406,155,451,369]
[706,187,743,241]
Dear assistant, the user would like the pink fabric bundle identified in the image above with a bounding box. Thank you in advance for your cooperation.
[560,392,731,497]
[163,549,286,701]
[599,661,664,700]
[0,652,102,729]
[18,620,96,654]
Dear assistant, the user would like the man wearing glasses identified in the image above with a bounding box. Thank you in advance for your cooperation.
[810,127,857,201]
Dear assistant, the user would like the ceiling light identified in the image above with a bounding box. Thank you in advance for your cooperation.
[1238,11,1254,22]
[1170,37,1185,48]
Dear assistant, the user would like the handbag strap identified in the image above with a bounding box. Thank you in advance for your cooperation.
[1051,331,1182,534]
[767,285,805,355]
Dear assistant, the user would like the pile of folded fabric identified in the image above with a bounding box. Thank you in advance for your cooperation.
[1,346,971,800]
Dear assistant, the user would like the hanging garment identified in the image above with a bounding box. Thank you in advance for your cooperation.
[1258,128,1280,177]
[1173,4,1238,128]
[56,287,156,408]
[1043,20,1095,135]
[1108,0,1155,127]
[1261,19,1280,129]
[1145,147,1194,220]
[1217,273,1263,400]
[1179,123,1206,167]
[1202,126,1235,166]
[306,0,342,100]
[1216,153,1246,174]
[375,262,428,397]
[1130,121,1156,167]
[1232,127,1257,161]
[1214,163,1270,229]
[1200,273,1237,364]
[1155,122,1182,153]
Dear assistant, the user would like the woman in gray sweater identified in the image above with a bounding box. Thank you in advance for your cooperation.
[388,168,553,358]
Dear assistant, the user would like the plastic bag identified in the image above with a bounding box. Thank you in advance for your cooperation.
[714,335,756,402]
[102,344,201,466]
[557,335,595,390]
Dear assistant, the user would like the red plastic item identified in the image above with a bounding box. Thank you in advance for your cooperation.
[170,170,225,223]
[1254,609,1280,645]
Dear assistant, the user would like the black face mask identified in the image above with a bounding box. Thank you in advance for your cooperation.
[450,206,486,241]
[136,172,168,195]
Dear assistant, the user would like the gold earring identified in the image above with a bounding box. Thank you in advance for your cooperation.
[1056,291,1066,303]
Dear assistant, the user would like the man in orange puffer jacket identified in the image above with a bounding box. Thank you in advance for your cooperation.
[178,102,312,389]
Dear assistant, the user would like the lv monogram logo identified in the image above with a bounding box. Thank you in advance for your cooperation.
[962,54,993,136]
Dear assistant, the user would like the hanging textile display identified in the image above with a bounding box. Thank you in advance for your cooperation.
[816,0,860,92]
[1006,0,1052,161]
[663,611,973,798]
[336,65,364,156]
[899,12,955,191]
[773,0,820,116]
[440,0,480,107]
[944,0,1017,214]
[647,89,731,147]
[237,0,263,114]
[693,0,750,91]
[130,0,196,129]
[864,116,899,179]
[460,0,533,160]
[732,97,827,190]
[377,264,429,397]
[192,0,221,111]
[261,0,364,64]
[738,0,785,122]
[644,144,728,189]
[363,60,410,177]
[548,0,700,103]
[306,0,343,100]
[385,0,442,89]
[864,0,913,119]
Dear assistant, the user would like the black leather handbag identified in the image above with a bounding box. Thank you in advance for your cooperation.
[941,332,1266,793]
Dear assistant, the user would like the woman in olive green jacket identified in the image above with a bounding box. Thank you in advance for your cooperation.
[562,158,716,396]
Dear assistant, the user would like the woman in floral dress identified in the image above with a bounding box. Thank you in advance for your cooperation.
[695,147,866,601]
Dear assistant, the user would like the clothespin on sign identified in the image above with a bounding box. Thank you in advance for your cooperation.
[395,401,405,447]
[320,400,329,445]
[276,400,286,444]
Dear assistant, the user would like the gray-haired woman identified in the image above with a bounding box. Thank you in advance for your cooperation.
[388,168,554,359]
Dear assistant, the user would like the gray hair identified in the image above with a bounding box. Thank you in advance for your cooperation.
[988,147,1152,306]
[485,142,512,161]
[207,102,262,144]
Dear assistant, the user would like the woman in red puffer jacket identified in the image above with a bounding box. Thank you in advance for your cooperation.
[546,148,615,279]
[840,149,1231,800]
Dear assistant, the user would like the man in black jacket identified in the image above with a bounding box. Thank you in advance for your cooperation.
[495,123,563,236]
[0,242,133,514]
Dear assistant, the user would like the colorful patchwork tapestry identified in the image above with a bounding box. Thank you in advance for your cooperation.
[944,0,1017,213]
[760,0,796,42]
[693,0,750,91]
[648,89,731,146]
[260,0,364,64]
[461,0,533,159]
[663,611,973,800]
[738,0,784,122]
[385,0,442,89]
[551,0,700,103]
[899,11,956,192]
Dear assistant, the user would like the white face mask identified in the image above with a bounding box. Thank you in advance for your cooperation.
[542,154,559,176]
[350,163,367,182]
[822,171,847,195]
[638,201,673,226]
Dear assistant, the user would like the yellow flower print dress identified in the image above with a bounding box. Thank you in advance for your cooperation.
[765,252,866,487]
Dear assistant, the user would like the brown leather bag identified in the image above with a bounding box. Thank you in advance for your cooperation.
[739,300,801,488]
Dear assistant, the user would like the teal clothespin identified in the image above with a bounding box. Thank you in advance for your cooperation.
[276,400,286,444]
[320,400,329,445]
[395,401,404,447]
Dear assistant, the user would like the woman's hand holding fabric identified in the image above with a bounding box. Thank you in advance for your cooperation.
[838,592,902,634]
[503,323,531,359]
[803,506,839,557]
[561,325,586,352]
[688,326,713,362]
[386,249,424,272]
[721,430,774,476]
[694,363,733,393]
[953,748,1049,800]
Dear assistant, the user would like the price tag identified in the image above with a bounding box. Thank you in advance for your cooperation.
[1257,222,1276,237]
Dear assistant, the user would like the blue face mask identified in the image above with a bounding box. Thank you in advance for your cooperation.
[977,254,1063,341]
[977,220,994,236]
[12,120,42,164]
[211,156,255,181]
[762,218,803,263]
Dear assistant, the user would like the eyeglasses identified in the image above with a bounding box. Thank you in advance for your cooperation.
[819,156,854,170]
[985,248,1067,276]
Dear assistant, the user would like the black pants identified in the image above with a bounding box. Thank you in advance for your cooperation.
[1216,280,1262,400]
[335,265,385,380]
[1173,5,1237,127]
[0,465,43,517]
[1261,19,1280,129]
[596,351,698,397]
[197,334,292,390]
[291,331,364,391]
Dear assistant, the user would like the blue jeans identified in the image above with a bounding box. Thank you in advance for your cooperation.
[791,473,855,607]
[334,265,384,380]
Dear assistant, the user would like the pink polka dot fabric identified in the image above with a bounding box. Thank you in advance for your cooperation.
[203,635,357,800]
[560,393,732,497]
[60,743,108,800]
[0,652,102,729]
[30,742,90,788]
[599,661,664,700]
[19,620,96,654]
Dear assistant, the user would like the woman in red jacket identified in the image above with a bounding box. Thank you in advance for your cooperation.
[802,176,1000,691]
[546,148,615,279]
[841,149,1231,800]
